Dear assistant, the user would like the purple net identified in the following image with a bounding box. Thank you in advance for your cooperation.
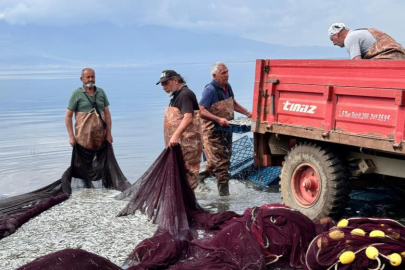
[15,248,122,270]
[117,145,315,269]
[117,145,207,237]
[306,217,405,270]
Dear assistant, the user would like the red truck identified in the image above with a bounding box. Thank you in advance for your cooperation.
[252,59,405,220]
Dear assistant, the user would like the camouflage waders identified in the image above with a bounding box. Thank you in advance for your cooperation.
[164,107,203,189]
[201,97,234,194]
[364,28,405,59]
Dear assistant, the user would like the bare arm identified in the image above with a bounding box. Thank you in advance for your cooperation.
[233,100,252,118]
[65,109,76,147]
[353,55,362,60]
[199,105,230,127]
[104,106,113,144]
[168,112,193,147]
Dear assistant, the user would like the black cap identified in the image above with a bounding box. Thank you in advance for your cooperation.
[156,70,178,85]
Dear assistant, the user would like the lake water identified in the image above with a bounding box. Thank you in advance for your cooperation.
[0,62,256,196]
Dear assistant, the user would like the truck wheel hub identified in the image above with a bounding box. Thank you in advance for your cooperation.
[291,163,320,207]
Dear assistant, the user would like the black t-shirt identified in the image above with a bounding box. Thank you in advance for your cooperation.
[169,85,200,114]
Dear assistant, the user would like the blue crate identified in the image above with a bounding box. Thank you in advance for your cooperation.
[247,166,281,186]
[214,123,251,134]
[202,135,281,186]
[229,135,254,177]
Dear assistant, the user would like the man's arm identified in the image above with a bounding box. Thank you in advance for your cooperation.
[234,100,252,118]
[65,109,76,147]
[168,112,193,147]
[199,105,230,127]
[353,55,362,60]
[104,106,113,144]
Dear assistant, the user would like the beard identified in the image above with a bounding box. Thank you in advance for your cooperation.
[84,82,95,88]
[167,91,174,98]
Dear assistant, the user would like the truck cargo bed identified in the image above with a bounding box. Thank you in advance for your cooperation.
[252,59,405,155]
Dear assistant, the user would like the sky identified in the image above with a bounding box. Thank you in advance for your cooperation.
[0,0,404,47]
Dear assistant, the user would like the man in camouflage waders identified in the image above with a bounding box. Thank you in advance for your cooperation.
[198,62,252,196]
[157,70,203,190]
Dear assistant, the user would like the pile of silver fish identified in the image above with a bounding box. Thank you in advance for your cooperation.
[229,116,251,126]
[0,189,156,270]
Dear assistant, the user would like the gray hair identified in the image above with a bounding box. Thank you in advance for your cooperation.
[210,62,227,78]
[81,68,95,77]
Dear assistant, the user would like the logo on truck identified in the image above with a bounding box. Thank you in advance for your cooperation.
[282,101,317,114]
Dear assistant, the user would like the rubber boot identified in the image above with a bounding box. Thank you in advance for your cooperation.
[218,182,230,196]
[196,170,211,184]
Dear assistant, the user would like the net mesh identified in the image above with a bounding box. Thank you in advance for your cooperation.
[118,145,315,269]
[306,217,405,270]
[14,248,122,270]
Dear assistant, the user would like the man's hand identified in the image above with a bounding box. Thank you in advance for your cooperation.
[168,134,180,147]
[69,136,76,147]
[106,133,113,144]
[247,111,253,118]
[218,118,230,127]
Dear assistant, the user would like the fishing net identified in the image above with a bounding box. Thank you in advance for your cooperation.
[14,248,122,270]
[117,145,209,237]
[0,142,130,240]
[306,217,405,270]
[123,204,316,270]
[117,145,315,269]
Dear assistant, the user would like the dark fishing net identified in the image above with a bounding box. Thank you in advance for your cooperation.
[306,217,405,270]
[0,142,130,240]
[117,145,315,269]
[118,145,207,237]
[14,248,122,270]
[124,204,316,270]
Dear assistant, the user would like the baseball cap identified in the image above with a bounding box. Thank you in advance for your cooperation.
[156,70,179,85]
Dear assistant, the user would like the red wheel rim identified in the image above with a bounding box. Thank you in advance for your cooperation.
[291,163,321,207]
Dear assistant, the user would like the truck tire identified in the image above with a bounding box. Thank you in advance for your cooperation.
[280,141,348,220]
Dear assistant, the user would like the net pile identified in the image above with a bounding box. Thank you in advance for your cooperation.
[0,142,130,240]
[118,146,315,269]
[306,217,405,269]
[15,248,122,270]
[125,204,316,270]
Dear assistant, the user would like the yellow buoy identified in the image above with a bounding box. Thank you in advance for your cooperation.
[388,253,402,267]
[339,251,355,264]
[366,246,379,259]
[337,219,349,227]
[369,230,385,237]
[350,228,365,236]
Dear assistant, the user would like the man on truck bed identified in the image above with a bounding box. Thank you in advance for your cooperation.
[328,23,405,60]
[198,62,252,196]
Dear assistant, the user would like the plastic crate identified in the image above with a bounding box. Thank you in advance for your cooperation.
[229,135,254,177]
[214,123,251,134]
[202,135,281,186]
[247,166,281,186]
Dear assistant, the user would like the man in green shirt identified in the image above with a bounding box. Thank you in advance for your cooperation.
[65,68,113,148]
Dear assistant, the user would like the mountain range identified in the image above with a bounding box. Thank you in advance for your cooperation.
[0,21,347,69]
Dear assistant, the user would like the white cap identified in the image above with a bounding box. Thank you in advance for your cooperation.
[328,23,346,36]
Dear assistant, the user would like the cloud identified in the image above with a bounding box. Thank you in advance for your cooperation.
[0,0,404,46]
